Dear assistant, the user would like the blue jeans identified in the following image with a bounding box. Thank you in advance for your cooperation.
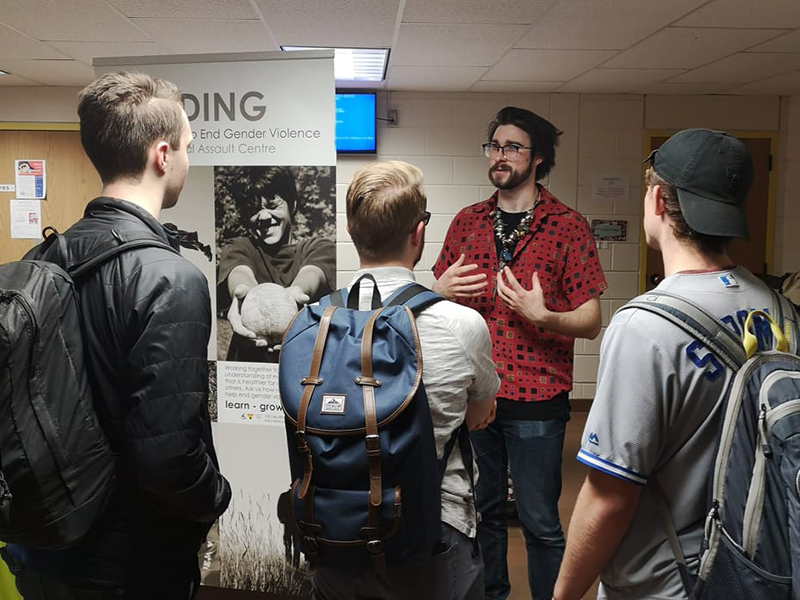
[472,417,567,600]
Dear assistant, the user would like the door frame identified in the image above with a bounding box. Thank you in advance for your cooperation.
[639,129,778,294]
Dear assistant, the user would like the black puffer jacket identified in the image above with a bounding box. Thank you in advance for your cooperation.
[26,197,231,590]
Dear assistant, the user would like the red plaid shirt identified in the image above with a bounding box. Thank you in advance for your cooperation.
[433,186,607,402]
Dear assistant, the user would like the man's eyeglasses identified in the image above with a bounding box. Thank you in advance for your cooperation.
[482,143,533,159]
[411,211,431,232]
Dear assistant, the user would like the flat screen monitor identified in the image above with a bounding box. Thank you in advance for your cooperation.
[335,92,377,154]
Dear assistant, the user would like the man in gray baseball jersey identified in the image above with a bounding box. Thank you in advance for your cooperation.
[552,129,782,600]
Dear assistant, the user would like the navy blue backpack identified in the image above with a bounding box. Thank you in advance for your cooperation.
[277,276,469,572]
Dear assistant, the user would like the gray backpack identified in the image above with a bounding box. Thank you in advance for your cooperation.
[621,290,800,600]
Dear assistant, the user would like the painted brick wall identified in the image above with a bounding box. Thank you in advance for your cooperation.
[335,91,791,397]
[3,87,797,395]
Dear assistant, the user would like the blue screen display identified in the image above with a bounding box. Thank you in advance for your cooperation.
[335,93,376,153]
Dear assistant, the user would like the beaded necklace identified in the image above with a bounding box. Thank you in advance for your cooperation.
[493,193,540,267]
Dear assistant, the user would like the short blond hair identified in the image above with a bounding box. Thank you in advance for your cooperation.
[346,161,427,261]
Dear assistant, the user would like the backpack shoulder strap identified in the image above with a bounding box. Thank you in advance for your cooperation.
[618,290,746,370]
[69,237,177,279]
[25,227,178,280]
[771,287,800,355]
[384,283,444,316]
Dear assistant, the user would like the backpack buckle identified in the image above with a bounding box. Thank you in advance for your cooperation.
[366,539,384,555]
[365,434,381,456]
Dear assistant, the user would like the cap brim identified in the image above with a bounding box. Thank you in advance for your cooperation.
[675,187,749,240]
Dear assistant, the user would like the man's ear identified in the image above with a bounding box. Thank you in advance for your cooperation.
[411,220,425,247]
[154,140,170,175]
[652,184,667,217]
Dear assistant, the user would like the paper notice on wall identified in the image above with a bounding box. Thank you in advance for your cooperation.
[0,184,15,192]
[10,199,42,239]
[15,160,46,199]
[592,174,628,202]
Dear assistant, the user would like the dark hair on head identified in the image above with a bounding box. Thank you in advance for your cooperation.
[235,167,298,217]
[78,71,185,184]
[488,106,562,181]
[645,167,730,256]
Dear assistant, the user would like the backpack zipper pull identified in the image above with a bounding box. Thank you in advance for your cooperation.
[758,404,772,459]
[0,470,12,504]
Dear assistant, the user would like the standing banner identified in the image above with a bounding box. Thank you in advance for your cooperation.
[95,51,336,596]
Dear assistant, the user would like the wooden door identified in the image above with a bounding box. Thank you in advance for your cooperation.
[0,129,100,264]
[643,135,772,291]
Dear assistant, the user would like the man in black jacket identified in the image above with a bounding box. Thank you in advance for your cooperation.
[2,72,231,598]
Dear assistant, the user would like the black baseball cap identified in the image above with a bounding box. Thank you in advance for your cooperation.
[644,128,753,240]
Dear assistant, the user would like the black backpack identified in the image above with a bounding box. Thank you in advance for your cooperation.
[620,290,800,600]
[0,228,175,549]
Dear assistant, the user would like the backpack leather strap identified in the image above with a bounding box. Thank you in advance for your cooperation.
[358,308,387,572]
[296,306,337,499]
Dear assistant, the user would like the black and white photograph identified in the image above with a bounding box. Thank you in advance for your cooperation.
[214,165,336,363]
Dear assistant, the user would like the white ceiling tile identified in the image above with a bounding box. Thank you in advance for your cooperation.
[393,23,528,66]
[0,59,94,86]
[728,71,800,95]
[255,0,399,47]
[557,68,683,93]
[105,0,258,20]
[0,24,67,59]
[514,0,708,50]
[387,66,486,91]
[604,27,783,69]
[483,49,617,82]
[669,52,800,83]
[641,82,735,95]
[47,41,170,66]
[132,19,277,54]
[471,81,564,92]
[0,0,150,42]
[402,0,554,25]
[676,0,800,28]
[749,29,800,53]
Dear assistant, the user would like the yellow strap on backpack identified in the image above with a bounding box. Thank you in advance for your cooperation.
[743,310,788,359]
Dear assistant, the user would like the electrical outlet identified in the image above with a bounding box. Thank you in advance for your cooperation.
[387,108,399,127]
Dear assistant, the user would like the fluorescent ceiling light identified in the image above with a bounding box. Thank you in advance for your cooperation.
[282,47,389,82]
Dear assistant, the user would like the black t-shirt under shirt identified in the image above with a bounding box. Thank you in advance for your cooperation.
[494,208,571,421]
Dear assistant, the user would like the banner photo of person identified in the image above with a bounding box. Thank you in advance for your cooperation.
[94,51,335,597]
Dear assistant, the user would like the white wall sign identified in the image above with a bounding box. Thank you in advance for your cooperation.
[592,173,629,202]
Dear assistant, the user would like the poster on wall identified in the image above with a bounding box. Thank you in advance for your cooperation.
[95,51,336,597]
[14,159,46,199]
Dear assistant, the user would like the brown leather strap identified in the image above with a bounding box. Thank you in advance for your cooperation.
[297,306,337,499]
[359,309,387,572]
[360,309,383,508]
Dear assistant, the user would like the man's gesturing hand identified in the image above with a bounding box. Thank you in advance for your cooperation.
[432,254,488,300]
[496,267,550,327]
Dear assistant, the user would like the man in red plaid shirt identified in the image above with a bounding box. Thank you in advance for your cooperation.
[433,106,607,600]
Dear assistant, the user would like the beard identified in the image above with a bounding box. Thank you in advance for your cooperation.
[488,158,534,190]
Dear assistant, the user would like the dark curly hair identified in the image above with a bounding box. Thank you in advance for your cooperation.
[230,166,298,218]
[488,106,562,181]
